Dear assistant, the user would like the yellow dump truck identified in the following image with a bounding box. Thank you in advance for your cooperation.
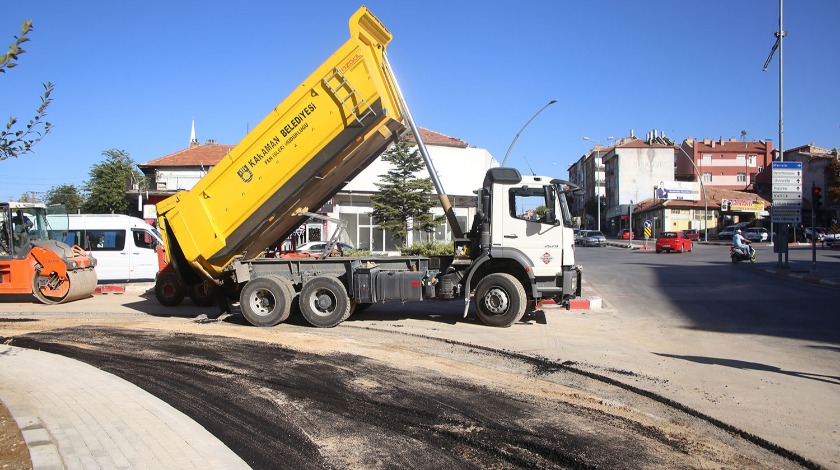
[154,7,581,327]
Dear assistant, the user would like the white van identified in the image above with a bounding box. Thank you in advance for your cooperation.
[65,214,162,282]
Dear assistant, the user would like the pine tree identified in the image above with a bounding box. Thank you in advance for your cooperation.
[370,139,444,245]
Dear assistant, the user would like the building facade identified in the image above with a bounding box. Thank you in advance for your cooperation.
[602,136,676,235]
[130,128,498,254]
[678,138,773,191]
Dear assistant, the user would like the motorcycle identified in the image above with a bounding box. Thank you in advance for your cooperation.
[730,246,756,263]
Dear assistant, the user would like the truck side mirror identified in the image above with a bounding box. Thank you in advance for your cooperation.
[543,209,556,224]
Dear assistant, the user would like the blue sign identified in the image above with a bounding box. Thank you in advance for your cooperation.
[644,220,652,228]
[771,161,803,170]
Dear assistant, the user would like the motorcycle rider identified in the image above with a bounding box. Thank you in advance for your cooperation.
[732,229,752,257]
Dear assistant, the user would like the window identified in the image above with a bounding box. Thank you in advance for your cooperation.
[737,173,746,182]
[509,186,554,223]
[703,172,713,182]
[83,230,125,251]
[748,155,756,166]
[411,215,467,244]
[132,229,155,249]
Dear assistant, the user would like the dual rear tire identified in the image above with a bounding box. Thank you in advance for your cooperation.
[239,275,351,328]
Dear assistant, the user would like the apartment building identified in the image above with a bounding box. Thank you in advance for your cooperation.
[677,138,773,191]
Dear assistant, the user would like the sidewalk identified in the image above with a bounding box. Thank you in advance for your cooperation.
[0,345,250,469]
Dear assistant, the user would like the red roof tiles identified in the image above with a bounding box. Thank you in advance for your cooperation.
[139,143,234,168]
[141,127,467,168]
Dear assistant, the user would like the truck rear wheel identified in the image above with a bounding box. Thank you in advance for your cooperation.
[155,272,185,306]
[188,280,219,307]
[240,276,295,327]
[299,276,350,328]
[474,273,527,327]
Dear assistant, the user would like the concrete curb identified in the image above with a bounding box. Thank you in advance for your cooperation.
[94,283,155,295]
[762,268,840,288]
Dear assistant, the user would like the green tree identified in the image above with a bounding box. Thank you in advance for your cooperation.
[370,139,444,245]
[1,20,54,161]
[45,184,85,213]
[826,157,840,208]
[83,149,141,214]
[17,191,38,203]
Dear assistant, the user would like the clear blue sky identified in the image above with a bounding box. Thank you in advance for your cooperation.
[2,1,838,200]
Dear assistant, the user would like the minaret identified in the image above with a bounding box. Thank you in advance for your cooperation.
[190,119,198,146]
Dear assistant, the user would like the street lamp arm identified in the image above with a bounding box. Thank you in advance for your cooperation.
[678,146,710,242]
[502,99,558,166]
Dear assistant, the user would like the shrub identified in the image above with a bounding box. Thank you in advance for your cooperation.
[400,241,453,256]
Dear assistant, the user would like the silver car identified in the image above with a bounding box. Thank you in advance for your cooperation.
[580,230,607,247]
[744,227,769,242]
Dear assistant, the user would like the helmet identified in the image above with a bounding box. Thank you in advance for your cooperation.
[736,229,742,234]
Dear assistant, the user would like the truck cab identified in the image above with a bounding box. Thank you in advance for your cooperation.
[442,168,580,325]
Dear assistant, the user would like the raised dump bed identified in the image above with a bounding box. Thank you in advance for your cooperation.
[156,7,406,282]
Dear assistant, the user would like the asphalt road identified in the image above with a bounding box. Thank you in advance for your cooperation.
[571,241,840,467]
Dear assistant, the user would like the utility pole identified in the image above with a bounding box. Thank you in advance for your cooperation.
[763,0,787,268]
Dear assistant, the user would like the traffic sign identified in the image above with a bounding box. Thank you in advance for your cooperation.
[773,199,802,210]
[773,215,802,223]
[772,161,803,170]
[772,177,801,185]
[772,185,801,192]
[772,169,802,177]
[772,192,802,200]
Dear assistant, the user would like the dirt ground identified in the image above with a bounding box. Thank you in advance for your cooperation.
[0,398,31,470]
[0,306,807,469]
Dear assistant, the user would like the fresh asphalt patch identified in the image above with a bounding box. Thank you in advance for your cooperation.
[6,326,805,469]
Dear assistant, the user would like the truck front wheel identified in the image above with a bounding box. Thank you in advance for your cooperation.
[240,276,295,327]
[299,276,350,328]
[474,273,527,327]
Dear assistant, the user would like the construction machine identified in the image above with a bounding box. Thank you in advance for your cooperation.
[154,7,581,327]
[0,202,98,304]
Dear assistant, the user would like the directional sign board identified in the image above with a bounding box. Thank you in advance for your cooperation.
[771,161,802,224]
[772,185,802,193]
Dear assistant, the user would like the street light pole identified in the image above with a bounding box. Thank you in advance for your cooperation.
[678,146,710,242]
[502,99,558,166]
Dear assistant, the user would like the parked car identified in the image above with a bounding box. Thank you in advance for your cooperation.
[804,226,826,242]
[574,229,583,245]
[717,223,749,240]
[824,232,840,247]
[681,229,700,241]
[65,214,162,281]
[617,229,635,240]
[295,241,354,255]
[579,230,607,247]
[744,227,769,242]
[655,231,693,253]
